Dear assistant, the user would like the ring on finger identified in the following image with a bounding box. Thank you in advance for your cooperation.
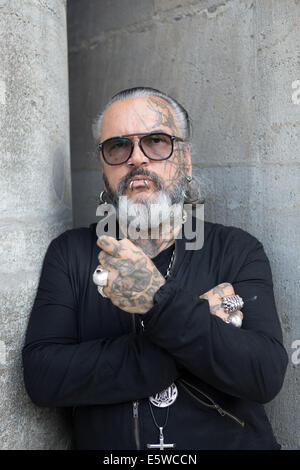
[225,310,243,328]
[221,295,244,313]
[93,267,109,287]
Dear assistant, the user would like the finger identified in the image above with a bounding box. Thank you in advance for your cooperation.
[97,235,122,257]
[221,283,235,297]
[212,282,235,298]
[199,292,208,300]
[98,251,117,269]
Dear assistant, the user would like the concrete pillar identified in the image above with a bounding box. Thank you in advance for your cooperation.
[0,0,72,449]
[68,0,299,449]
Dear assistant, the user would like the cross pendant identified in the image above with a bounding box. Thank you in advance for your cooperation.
[147,427,175,450]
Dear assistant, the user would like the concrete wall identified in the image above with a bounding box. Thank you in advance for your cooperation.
[0,0,72,449]
[68,0,300,449]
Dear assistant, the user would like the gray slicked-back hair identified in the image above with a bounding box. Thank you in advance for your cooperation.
[92,86,191,143]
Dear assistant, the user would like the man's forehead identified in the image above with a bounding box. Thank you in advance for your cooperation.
[100,96,179,140]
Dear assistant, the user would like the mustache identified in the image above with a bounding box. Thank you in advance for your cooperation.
[102,167,188,207]
[117,167,164,194]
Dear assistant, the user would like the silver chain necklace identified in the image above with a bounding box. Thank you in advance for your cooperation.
[147,242,177,450]
[149,242,177,408]
[165,244,176,278]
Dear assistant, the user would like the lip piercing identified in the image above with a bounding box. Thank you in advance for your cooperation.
[129,180,150,190]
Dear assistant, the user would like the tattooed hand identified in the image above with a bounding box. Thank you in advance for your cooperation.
[199,282,243,323]
[96,235,166,314]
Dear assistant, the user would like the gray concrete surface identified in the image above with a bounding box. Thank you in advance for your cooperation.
[0,0,72,449]
[68,0,300,449]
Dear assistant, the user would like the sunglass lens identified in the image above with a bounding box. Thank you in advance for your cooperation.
[141,134,172,159]
[103,138,131,164]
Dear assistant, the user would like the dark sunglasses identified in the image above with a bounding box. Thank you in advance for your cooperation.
[98,132,184,166]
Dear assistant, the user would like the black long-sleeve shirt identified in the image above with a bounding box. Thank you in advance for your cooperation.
[22,221,288,449]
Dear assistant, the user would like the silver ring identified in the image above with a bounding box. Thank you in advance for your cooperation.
[225,311,243,328]
[221,295,244,313]
[93,268,109,287]
[97,285,108,298]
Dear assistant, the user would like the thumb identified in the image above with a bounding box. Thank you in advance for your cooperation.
[97,235,122,257]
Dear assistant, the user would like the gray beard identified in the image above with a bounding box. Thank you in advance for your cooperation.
[102,169,188,257]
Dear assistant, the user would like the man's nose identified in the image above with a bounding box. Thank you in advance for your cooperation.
[127,139,149,167]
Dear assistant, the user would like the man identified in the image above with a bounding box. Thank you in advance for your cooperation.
[22,87,288,450]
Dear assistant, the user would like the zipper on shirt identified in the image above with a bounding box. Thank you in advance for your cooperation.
[133,400,141,450]
[178,379,245,428]
[173,239,178,274]
[132,314,141,450]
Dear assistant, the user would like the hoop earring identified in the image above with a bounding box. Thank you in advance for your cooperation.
[98,190,108,204]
